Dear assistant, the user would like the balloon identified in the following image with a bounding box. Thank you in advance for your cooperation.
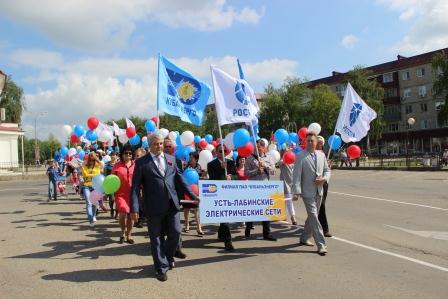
[174,146,189,160]
[268,144,277,152]
[277,143,287,151]
[183,168,199,185]
[292,147,302,154]
[98,130,112,143]
[145,120,156,132]
[83,154,89,161]
[118,133,129,144]
[87,116,99,130]
[86,129,98,141]
[62,125,72,136]
[157,128,169,139]
[283,151,296,164]
[67,148,77,157]
[204,134,213,144]
[190,184,199,196]
[92,174,105,192]
[308,122,322,135]
[289,132,299,144]
[103,174,121,195]
[347,145,361,159]
[328,135,342,151]
[126,127,136,138]
[60,146,69,157]
[232,151,238,161]
[89,191,103,206]
[224,132,235,150]
[237,142,254,157]
[198,150,213,170]
[274,129,289,145]
[169,131,178,142]
[78,151,85,160]
[73,125,85,137]
[129,134,141,146]
[151,116,160,126]
[194,135,201,144]
[298,127,308,140]
[181,131,194,146]
[300,140,306,149]
[142,140,149,148]
[211,140,218,148]
[199,139,208,150]
[205,144,215,152]
[267,150,281,164]
[93,144,98,150]
[233,128,250,148]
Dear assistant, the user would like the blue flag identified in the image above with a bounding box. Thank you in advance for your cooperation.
[238,58,260,139]
[157,54,211,126]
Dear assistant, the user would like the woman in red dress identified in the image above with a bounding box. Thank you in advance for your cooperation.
[112,144,136,244]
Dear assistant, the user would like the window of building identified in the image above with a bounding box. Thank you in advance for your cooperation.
[405,105,413,114]
[383,72,393,83]
[403,88,412,99]
[388,123,399,132]
[416,67,425,77]
[418,85,427,97]
[402,71,410,80]
[420,119,428,129]
[420,103,428,112]
[385,87,398,98]
[435,101,445,111]
[335,85,346,97]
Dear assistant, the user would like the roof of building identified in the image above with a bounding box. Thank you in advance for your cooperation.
[307,47,448,87]
[0,123,24,133]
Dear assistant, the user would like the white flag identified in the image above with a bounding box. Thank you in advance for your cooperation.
[210,65,259,126]
[112,121,121,136]
[125,118,135,128]
[335,83,377,143]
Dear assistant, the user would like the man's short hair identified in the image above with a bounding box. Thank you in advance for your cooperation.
[149,133,164,145]
[306,132,317,139]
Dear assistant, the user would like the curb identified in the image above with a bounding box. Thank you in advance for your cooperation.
[0,174,48,181]
[332,166,448,172]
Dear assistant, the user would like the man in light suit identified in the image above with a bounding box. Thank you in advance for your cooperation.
[131,133,199,281]
[292,132,331,255]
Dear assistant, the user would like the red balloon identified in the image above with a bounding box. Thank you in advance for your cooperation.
[237,142,254,157]
[151,116,160,125]
[298,127,308,140]
[199,140,208,150]
[211,140,218,147]
[185,184,199,201]
[70,134,80,144]
[87,116,99,130]
[347,145,361,159]
[126,127,136,138]
[83,154,88,161]
[283,151,296,164]
[300,140,306,149]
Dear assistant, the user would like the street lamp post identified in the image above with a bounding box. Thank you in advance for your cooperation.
[406,117,416,167]
[34,111,47,165]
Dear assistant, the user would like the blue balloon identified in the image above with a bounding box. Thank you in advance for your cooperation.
[145,120,156,132]
[205,134,213,144]
[86,129,98,141]
[274,129,289,144]
[233,128,250,148]
[277,143,287,151]
[194,135,201,144]
[73,125,85,137]
[78,151,85,160]
[129,134,141,146]
[292,147,302,154]
[142,140,149,148]
[92,174,105,192]
[176,134,182,146]
[183,168,199,185]
[60,146,69,157]
[289,132,298,144]
[232,151,238,161]
[93,144,98,150]
[328,135,342,151]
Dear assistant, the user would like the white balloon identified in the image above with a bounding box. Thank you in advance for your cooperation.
[142,136,148,142]
[62,125,72,136]
[268,144,277,152]
[68,148,77,157]
[267,150,281,164]
[205,144,215,152]
[98,130,112,142]
[224,132,234,150]
[180,131,194,146]
[118,134,129,144]
[308,122,322,135]
[168,131,178,142]
[198,150,213,170]
[157,128,169,138]
[102,155,111,163]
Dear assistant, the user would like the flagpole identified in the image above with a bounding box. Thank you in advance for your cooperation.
[327,127,337,160]
[210,65,227,177]
[156,53,161,129]
[250,122,260,159]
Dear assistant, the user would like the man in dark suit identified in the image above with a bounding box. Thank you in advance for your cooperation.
[131,133,199,282]
[207,144,238,251]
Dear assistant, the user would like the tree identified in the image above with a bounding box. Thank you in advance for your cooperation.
[0,77,25,124]
[345,66,385,142]
[307,84,341,138]
[432,50,448,126]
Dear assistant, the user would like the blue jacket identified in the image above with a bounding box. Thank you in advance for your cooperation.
[130,153,198,216]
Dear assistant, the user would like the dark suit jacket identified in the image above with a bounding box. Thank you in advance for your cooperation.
[131,153,198,217]
[207,158,237,180]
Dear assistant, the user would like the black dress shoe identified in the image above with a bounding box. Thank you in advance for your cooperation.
[324,232,333,238]
[224,241,234,252]
[168,260,175,270]
[155,272,168,282]
[244,228,251,239]
[135,222,143,228]
[263,235,277,241]
[174,250,187,259]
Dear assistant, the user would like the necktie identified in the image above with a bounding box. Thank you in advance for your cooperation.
[157,155,165,176]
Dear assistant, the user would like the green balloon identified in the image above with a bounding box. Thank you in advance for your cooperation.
[103,175,121,195]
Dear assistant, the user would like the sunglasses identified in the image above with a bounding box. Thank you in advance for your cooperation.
[124,152,133,155]
[165,145,172,148]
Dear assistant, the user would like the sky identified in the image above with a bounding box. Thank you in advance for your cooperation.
[0,0,447,141]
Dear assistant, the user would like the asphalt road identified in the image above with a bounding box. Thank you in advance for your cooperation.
[0,170,447,298]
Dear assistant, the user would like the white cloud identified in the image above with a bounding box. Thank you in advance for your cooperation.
[377,0,448,54]
[0,0,264,50]
[15,50,298,141]
[341,34,358,49]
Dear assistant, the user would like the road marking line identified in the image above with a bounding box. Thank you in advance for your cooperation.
[0,187,43,192]
[332,236,448,273]
[385,225,448,241]
[329,191,448,212]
